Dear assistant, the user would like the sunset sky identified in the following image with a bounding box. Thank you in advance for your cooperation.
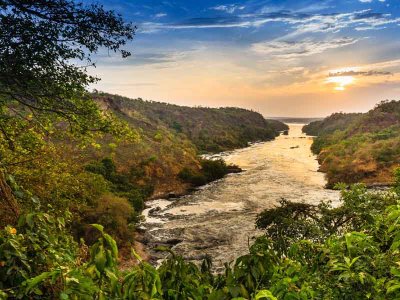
[87,0,400,117]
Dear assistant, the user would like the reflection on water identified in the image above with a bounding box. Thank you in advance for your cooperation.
[142,124,339,269]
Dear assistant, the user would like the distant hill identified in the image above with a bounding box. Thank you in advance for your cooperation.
[270,117,323,124]
[302,113,362,136]
[303,101,400,187]
[95,92,288,153]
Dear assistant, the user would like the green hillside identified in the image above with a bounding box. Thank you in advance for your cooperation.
[303,101,400,187]
[95,92,288,153]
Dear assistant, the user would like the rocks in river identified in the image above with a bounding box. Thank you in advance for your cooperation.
[164,238,183,246]
[144,227,185,245]
[226,164,242,174]
[167,192,177,199]
[149,206,162,215]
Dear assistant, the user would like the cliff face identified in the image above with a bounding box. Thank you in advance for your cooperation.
[93,92,287,196]
[303,101,400,187]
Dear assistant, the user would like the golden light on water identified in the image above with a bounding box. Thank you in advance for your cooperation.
[326,76,355,91]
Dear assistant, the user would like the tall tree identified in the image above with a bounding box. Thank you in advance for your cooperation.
[0,0,136,222]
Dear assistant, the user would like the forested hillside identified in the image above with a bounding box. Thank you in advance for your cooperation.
[95,92,288,153]
[303,101,400,187]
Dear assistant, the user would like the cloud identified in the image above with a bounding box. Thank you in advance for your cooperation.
[252,37,359,59]
[139,9,400,34]
[329,70,393,76]
[96,52,189,67]
[211,4,245,14]
[154,13,167,18]
[129,52,188,66]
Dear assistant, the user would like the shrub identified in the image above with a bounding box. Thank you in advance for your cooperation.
[81,194,134,245]
[200,159,229,182]
[178,159,229,186]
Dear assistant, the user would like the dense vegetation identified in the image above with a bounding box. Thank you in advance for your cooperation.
[3,179,400,299]
[303,101,400,187]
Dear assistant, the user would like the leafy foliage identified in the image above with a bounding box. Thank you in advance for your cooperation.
[0,0,134,127]
[2,173,400,299]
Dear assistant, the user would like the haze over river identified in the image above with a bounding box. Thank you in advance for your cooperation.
[142,124,340,269]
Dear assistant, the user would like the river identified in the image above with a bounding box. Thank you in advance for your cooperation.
[142,124,340,270]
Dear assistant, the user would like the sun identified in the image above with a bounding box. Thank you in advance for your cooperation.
[326,76,355,91]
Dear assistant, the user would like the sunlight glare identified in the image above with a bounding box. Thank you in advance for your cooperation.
[326,76,355,91]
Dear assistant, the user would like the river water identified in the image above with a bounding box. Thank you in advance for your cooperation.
[142,124,340,269]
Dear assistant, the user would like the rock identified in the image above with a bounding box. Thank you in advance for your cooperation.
[149,206,161,215]
[227,164,242,174]
[164,238,183,246]
[167,192,176,199]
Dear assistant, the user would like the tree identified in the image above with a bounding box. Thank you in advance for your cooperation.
[0,0,136,221]
[0,0,135,127]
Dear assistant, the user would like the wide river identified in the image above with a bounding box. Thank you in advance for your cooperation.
[142,124,339,270]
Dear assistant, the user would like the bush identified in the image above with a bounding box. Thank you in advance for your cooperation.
[178,159,230,186]
[200,159,228,182]
[80,194,134,245]
[85,157,153,213]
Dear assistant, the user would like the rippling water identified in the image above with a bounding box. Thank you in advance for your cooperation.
[142,124,340,269]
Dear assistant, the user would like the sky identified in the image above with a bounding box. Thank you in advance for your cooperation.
[87,0,400,117]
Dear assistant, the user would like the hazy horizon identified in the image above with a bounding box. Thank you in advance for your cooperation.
[86,0,400,117]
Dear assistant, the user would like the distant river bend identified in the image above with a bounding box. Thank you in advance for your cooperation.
[142,124,340,269]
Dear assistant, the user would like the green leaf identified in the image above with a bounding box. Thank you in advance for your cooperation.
[91,224,104,233]
[60,292,69,300]
[387,284,400,294]
[255,290,278,300]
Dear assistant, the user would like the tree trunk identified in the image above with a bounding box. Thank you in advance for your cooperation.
[0,169,19,226]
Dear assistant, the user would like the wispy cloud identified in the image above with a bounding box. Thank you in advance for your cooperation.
[210,4,245,14]
[329,70,393,76]
[359,0,386,3]
[154,13,167,18]
[252,38,359,59]
[139,9,400,34]
[96,52,189,67]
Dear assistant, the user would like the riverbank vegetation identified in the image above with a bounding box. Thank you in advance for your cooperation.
[3,180,400,299]
[303,101,400,187]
